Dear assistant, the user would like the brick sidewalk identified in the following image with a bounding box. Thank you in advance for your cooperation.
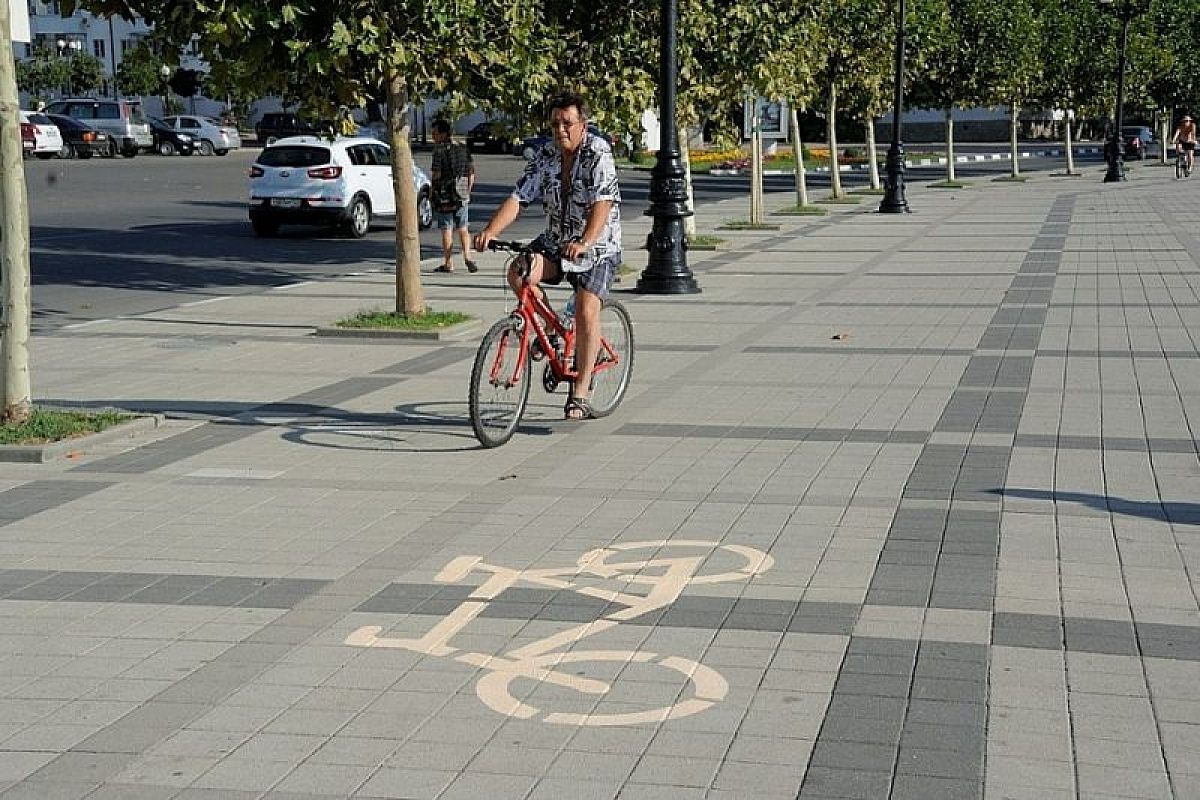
[1,165,1199,799]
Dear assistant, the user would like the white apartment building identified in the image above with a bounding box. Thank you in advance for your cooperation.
[18,2,226,115]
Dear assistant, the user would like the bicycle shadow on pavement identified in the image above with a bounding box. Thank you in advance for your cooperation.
[992,488,1200,525]
[43,397,552,453]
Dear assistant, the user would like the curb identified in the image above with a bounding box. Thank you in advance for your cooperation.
[313,318,483,341]
[708,147,1106,177]
[0,413,163,464]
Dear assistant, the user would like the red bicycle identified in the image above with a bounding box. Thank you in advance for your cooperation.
[468,240,635,448]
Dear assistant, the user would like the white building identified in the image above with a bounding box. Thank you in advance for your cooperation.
[18,3,231,116]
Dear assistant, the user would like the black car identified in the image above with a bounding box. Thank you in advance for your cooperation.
[466,122,513,154]
[148,116,197,156]
[46,114,106,159]
[255,112,329,145]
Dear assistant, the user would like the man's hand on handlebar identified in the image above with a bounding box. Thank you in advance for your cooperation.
[472,228,496,253]
[561,240,591,262]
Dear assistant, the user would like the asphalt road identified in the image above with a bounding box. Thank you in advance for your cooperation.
[22,145,1108,332]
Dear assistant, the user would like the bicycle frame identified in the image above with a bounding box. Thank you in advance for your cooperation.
[486,264,623,391]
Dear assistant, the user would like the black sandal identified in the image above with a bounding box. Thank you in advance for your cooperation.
[564,396,594,420]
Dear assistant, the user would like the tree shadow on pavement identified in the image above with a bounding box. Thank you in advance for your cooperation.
[992,488,1200,525]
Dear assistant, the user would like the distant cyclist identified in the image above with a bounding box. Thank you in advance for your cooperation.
[474,90,622,421]
[1172,114,1196,174]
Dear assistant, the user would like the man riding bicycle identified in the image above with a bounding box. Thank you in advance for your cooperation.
[1172,114,1197,174]
[474,91,622,421]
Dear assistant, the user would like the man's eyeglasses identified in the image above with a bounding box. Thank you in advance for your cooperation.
[550,120,584,130]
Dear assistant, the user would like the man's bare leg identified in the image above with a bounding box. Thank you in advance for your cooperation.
[458,226,478,271]
[569,288,602,418]
[440,227,454,270]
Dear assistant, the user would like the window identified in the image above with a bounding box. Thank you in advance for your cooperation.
[257,146,331,168]
[93,39,105,59]
[95,103,119,120]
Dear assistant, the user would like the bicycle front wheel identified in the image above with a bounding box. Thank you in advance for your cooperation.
[587,300,635,417]
[470,319,531,448]
[1178,157,1185,179]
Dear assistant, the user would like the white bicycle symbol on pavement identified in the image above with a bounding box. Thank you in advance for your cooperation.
[345,540,774,726]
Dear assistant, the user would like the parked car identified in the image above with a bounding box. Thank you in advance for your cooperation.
[148,116,197,156]
[466,122,513,154]
[44,98,152,157]
[248,136,433,238]
[20,116,35,156]
[1122,125,1154,160]
[518,124,618,160]
[160,115,241,156]
[45,114,106,159]
[254,112,329,145]
[20,110,64,159]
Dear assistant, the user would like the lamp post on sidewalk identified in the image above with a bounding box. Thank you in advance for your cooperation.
[636,0,700,295]
[879,0,910,213]
[1100,0,1145,183]
[56,38,82,96]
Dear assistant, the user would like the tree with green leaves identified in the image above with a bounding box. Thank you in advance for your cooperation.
[1036,0,1113,175]
[70,0,542,317]
[966,0,1042,179]
[814,0,894,198]
[907,0,981,183]
[115,42,167,97]
[66,52,106,96]
[15,47,70,100]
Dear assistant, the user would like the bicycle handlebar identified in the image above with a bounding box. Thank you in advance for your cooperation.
[487,239,531,253]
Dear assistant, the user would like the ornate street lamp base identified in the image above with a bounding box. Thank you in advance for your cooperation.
[878,144,910,213]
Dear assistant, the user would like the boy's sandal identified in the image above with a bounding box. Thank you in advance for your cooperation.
[564,396,595,421]
[465,260,479,273]
[433,264,454,273]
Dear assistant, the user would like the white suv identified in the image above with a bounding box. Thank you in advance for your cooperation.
[20,110,64,159]
[248,136,433,238]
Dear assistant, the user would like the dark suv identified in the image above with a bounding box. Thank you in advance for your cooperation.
[254,112,329,145]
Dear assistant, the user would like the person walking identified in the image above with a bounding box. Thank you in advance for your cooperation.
[430,119,477,273]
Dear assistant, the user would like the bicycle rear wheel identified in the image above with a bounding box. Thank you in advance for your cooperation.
[470,319,531,447]
[586,299,635,417]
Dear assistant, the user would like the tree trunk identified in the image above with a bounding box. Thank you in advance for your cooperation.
[680,130,697,238]
[750,105,764,225]
[790,105,809,208]
[945,108,956,182]
[828,81,842,198]
[0,1,33,425]
[386,72,425,316]
[1009,100,1020,177]
[865,114,880,190]
[1064,111,1076,175]
[1160,112,1170,164]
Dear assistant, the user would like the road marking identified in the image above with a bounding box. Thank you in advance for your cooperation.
[346,540,772,726]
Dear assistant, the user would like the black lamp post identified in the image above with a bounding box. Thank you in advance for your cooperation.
[879,0,910,213]
[636,0,700,294]
[1102,0,1138,183]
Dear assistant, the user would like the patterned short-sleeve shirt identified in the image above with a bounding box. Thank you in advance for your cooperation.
[512,132,622,271]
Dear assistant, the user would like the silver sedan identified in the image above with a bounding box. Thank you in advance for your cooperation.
[160,115,242,156]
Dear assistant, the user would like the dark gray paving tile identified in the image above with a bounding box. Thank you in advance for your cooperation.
[891,775,983,800]
[808,741,895,773]
[799,767,892,800]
